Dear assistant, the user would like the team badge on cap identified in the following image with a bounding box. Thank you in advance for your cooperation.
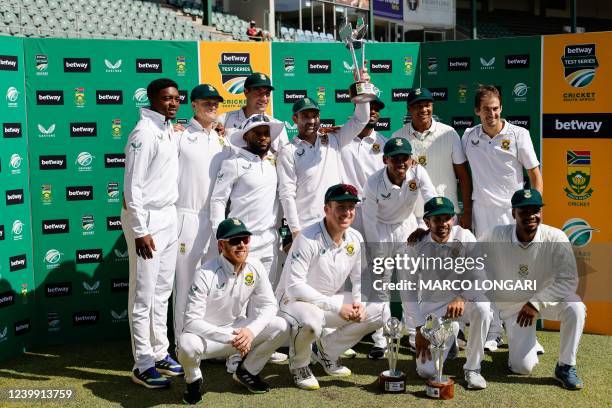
[436,197,444,205]
[524,190,532,198]
[396,139,403,146]
[233,219,241,225]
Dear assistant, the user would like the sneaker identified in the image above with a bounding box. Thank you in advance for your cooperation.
[554,363,583,390]
[484,336,503,352]
[182,378,202,404]
[232,362,270,393]
[269,351,288,363]
[291,366,320,390]
[312,341,351,377]
[367,346,385,360]
[341,348,357,359]
[536,340,545,355]
[226,354,241,374]
[131,367,171,389]
[465,369,487,390]
[155,355,184,377]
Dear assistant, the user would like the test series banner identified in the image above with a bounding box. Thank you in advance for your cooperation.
[541,32,612,335]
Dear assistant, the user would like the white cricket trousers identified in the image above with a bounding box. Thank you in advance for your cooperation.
[472,201,513,240]
[279,292,389,370]
[174,208,216,339]
[502,301,586,374]
[178,316,290,383]
[122,205,178,372]
[413,302,493,378]
[249,228,279,284]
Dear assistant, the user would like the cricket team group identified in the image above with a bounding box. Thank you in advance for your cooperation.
[120,70,586,404]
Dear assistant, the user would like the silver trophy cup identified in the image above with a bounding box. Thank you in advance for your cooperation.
[420,314,456,399]
[379,317,407,393]
[339,18,377,103]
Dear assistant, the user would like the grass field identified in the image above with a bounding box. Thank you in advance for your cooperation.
[0,331,610,407]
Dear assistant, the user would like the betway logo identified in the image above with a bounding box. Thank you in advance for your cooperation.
[66,186,93,201]
[505,54,530,68]
[105,154,125,168]
[39,155,66,170]
[42,219,69,234]
[335,89,350,103]
[0,291,15,307]
[222,53,249,63]
[106,216,122,230]
[9,254,26,271]
[448,57,471,71]
[111,278,129,292]
[64,58,91,72]
[0,55,18,71]
[307,60,331,73]
[76,249,103,264]
[136,58,162,73]
[391,88,410,101]
[6,189,24,205]
[70,123,97,137]
[14,319,30,336]
[46,282,72,297]
[374,118,391,131]
[284,90,307,103]
[73,311,99,325]
[369,60,392,73]
[566,45,593,55]
[429,88,448,101]
[3,122,21,138]
[96,90,123,105]
[555,119,601,133]
[37,91,64,105]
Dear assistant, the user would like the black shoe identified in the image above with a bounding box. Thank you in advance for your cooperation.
[232,362,270,393]
[367,346,385,360]
[182,378,202,405]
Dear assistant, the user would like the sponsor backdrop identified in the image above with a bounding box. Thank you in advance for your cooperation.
[0,37,36,362]
[199,41,272,115]
[541,32,612,335]
[23,39,199,344]
[271,42,420,139]
[420,36,542,158]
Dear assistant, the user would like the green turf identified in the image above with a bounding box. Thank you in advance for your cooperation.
[0,331,610,407]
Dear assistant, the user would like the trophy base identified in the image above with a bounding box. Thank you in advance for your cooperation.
[349,82,377,103]
[425,377,454,400]
[379,370,406,393]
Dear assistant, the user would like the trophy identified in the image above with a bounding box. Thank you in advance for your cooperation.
[339,17,377,103]
[379,317,407,393]
[420,314,456,400]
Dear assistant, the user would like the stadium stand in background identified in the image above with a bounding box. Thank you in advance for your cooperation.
[0,0,340,42]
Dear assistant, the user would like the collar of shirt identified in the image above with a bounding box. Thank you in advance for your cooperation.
[188,117,213,136]
[238,147,271,162]
[353,130,378,144]
[409,118,437,141]
[293,132,322,148]
[140,107,170,131]
[423,226,458,245]
[219,254,243,276]
[318,220,347,250]
[477,119,510,140]
[511,224,542,248]
[382,167,404,190]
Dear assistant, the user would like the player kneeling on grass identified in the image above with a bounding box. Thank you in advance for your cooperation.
[177,218,290,404]
[401,197,492,390]
[276,183,389,390]
[483,189,585,390]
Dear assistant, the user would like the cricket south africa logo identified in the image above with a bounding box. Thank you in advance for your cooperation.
[561,44,598,88]
[218,53,252,94]
[564,150,593,201]
[562,218,597,247]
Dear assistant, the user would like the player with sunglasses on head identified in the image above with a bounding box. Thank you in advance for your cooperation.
[178,218,289,404]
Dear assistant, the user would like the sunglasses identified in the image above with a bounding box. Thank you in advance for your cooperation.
[225,235,251,246]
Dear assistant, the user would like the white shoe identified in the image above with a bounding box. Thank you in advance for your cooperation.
[270,351,288,363]
[226,354,241,374]
[465,370,487,389]
[484,340,498,352]
[312,342,351,377]
[341,348,357,359]
[291,366,320,390]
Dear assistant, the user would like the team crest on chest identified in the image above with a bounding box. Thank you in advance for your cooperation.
[501,139,511,150]
[218,137,226,146]
[408,179,418,191]
[244,271,255,286]
[265,156,276,166]
[345,242,355,256]
[372,143,381,153]
[518,264,529,278]
[418,155,427,166]
[179,243,186,254]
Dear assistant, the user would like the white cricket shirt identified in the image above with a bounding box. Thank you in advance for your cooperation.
[123,107,178,238]
[462,120,539,207]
